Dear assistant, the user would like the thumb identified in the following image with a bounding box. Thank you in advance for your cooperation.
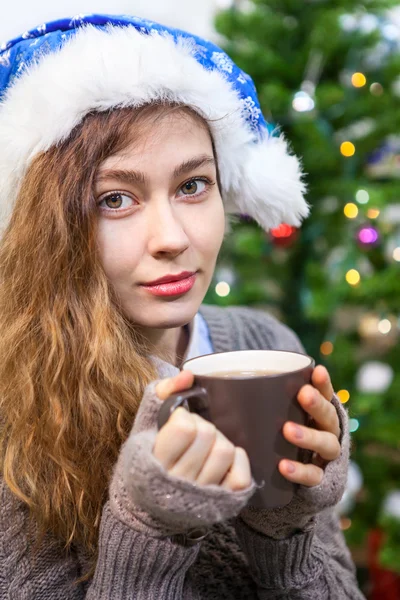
[132,371,194,434]
[156,370,194,401]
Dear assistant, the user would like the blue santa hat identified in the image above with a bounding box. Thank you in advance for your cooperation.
[0,14,308,232]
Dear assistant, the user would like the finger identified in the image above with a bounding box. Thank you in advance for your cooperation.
[279,459,324,487]
[195,430,237,485]
[282,422,341,461]
[168,414,219,481]
[312,365,334,401]
[153,407,198,469]
[220,447,252,491]
[297,384,340,438]
[156,370,194,401]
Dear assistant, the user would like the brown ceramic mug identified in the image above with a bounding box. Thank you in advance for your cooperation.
[157,349,315,509]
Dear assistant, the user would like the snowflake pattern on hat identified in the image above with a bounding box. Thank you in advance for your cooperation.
[0,13,274,137]
[0,13,309,234]
[211,51,234,73]
[240,97,262,127]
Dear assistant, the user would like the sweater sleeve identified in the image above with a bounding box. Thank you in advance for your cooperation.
[226,308,365,599]
[234,507,366,600]
[0,359,202,600]
[0,367,256,600]
[0,478,200,600]
[234,397,365,599]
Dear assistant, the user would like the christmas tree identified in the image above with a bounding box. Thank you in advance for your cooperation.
[207,0,400,588]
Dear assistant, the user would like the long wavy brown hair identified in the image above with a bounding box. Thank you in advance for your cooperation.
[0,103,212,583]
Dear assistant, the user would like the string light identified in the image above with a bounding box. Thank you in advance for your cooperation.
[358,227,379,245]
[355,189,369,204]
[344,203,358,218]
[337,390,350,404]
[393,247,400,261]
[292,90,315,112]
[340,518,352,531]
[367,208,380,219]
[378,319,391,335]
[346,269,361,286]
[349,418,360,433]
[370,82,383,96]
[320,341,333,355]
[358,314,380,338]
[351,72,367,87]
[340,141,355,157]
[215,282,230,297]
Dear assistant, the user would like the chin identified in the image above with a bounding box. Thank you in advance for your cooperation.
[126,295,203,329]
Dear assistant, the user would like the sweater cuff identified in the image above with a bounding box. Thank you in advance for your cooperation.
[111,432,256,536]
[87,502,199,600]
[235,517,325,591]
[110,379,256,537]
[238,393,350,539]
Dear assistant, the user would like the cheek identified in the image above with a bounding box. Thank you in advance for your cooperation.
[97,221,143,281]
[189,199,225,257]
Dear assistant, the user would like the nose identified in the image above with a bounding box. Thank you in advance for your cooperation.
[147,199,190,259]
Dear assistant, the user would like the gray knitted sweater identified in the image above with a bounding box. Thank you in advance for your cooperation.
[0,305,365,599]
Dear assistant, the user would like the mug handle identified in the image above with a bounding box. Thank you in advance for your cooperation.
[157,386,209,431]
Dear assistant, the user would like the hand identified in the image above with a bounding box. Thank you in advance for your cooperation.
[154,370,252,492]
[279,365,341,487]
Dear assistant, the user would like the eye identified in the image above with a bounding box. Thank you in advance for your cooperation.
[97,192,136,211]
[177,178,209,197]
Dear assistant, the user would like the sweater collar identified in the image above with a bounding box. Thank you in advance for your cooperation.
[198,304,235,354]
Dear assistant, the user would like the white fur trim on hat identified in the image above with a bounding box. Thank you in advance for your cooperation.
[0,25,309,233]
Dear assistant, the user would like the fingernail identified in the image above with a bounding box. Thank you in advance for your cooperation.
[293,425,303,439]
[286,461,296,474]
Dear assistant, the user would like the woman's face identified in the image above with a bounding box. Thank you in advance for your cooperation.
[95,111,225,330]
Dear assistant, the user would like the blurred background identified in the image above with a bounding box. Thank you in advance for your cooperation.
[2,1,400,598]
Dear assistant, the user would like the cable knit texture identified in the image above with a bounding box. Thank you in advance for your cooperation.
[0,305,365,599]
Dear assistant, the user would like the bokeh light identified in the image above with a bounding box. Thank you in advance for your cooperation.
[344,203,359,218]
[369,82,383,96]
[351,72,367,87]
[340,518,352,531]
[215,281,230,297]
[367,208,380,219]
[393,247,400,262]
[378,319,391,335]
[340,141,355,157]
[358,227,379,245]
[320,341,334,356]
[346,269,361,286]
[356,189,369,204]
[349,418,360,433]
[292,91,315,112]
[370,82,383,96]
[337,389,350,404]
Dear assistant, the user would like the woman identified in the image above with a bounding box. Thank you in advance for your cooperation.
[0,14,364,599]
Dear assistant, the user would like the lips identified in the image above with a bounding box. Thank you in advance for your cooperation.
[140,271,197,297]
[143,271,196,286]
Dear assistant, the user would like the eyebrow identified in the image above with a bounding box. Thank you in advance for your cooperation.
[96,155,216,186]
[173,156,215,178]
